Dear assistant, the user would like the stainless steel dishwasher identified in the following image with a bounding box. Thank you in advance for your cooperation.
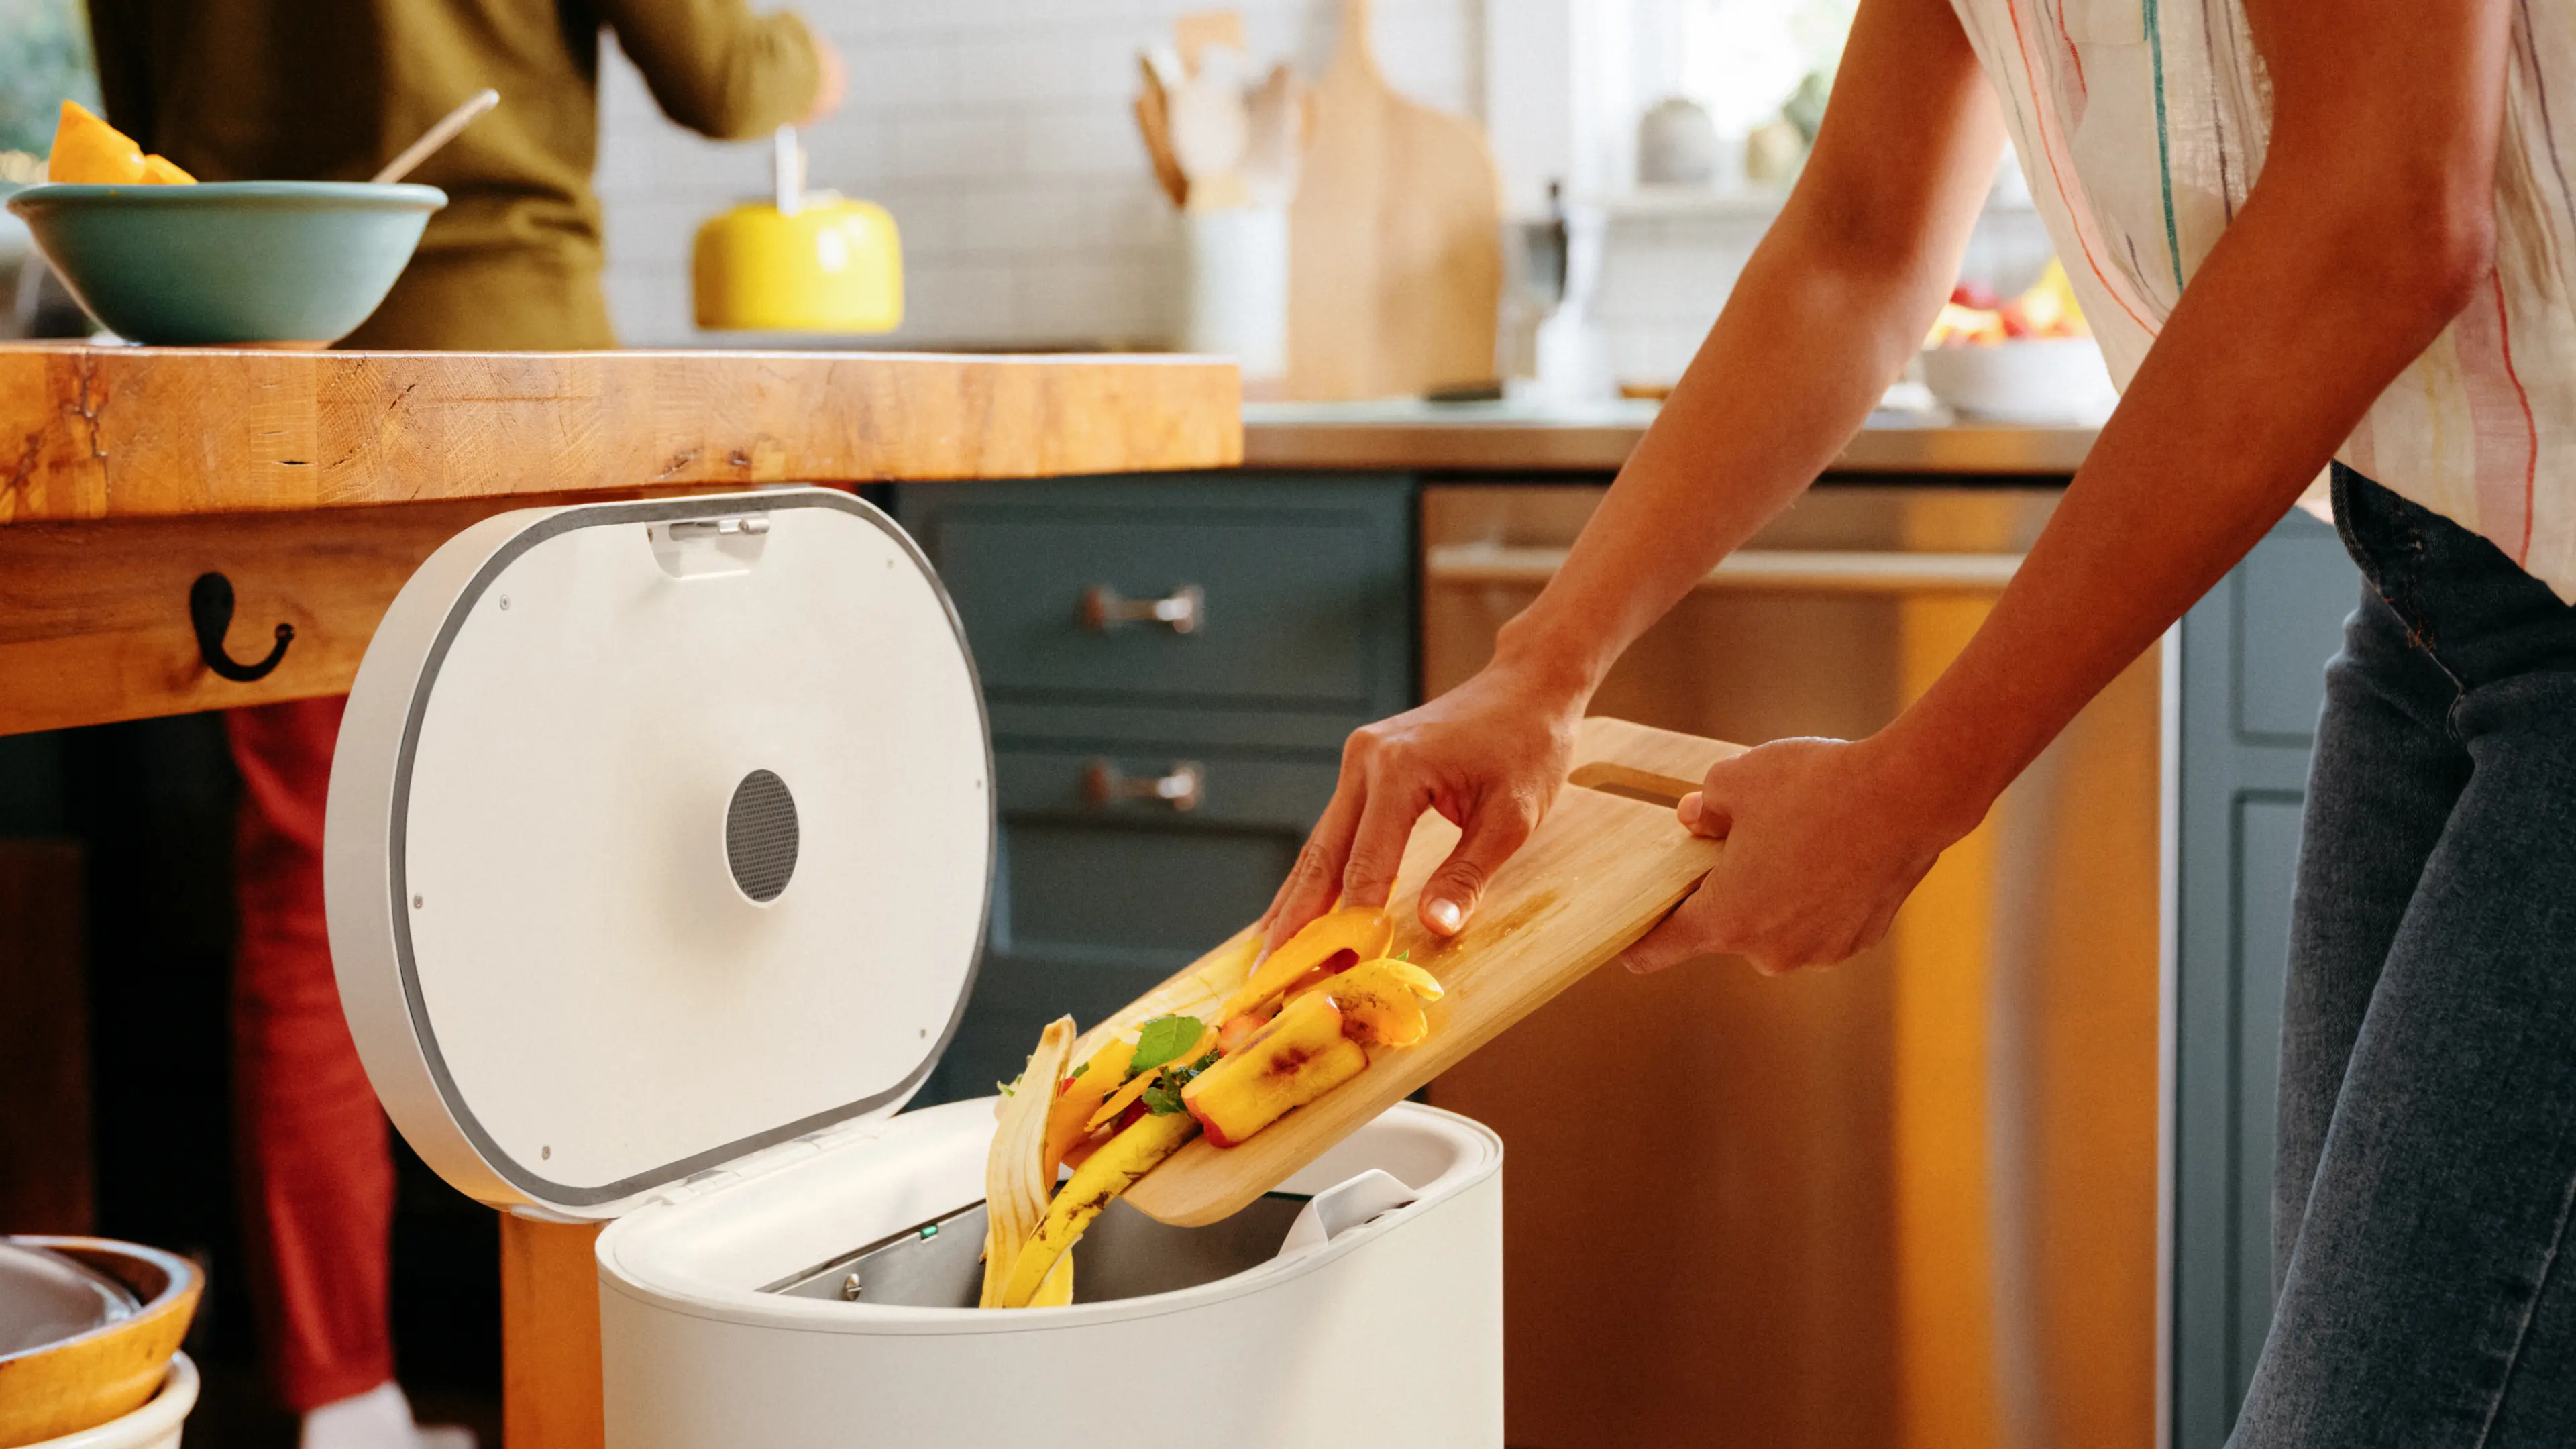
[1418,482,2163,1449]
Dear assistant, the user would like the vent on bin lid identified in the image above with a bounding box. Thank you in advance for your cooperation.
[725,769,800,903]
[323,490,994,1220]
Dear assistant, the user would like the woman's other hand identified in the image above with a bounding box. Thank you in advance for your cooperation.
[1619,734,1982,976]
[1262,651,1591,951]
[802,33,846,124]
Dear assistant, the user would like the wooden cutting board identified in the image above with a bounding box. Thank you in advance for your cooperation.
[1285,0,1503,400]
[1113,716,1739,1226]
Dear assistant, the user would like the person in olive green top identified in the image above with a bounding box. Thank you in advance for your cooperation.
[82,5,836,1447]
[88,0,841,349]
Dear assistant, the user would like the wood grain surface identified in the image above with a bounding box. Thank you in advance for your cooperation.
[1121,716,1737,1226]
[0,345,1240,523]
[1286,0,1503,400]
[0,491,736,736]
[500,1212,606,1449]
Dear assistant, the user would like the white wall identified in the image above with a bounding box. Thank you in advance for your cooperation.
[595,0,1482,348]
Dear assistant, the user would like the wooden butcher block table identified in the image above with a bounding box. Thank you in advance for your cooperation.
[0,343,1240,737]
[0,341,1239,1449]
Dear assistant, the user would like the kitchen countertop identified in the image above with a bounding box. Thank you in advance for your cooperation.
[1243,398,2098,477]
[0,343,1240,736]
[0,344,1240,521]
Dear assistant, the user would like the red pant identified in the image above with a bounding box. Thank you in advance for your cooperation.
[228,696,394,1411]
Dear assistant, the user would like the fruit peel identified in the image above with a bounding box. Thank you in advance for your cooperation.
[1217,905,1393,1023]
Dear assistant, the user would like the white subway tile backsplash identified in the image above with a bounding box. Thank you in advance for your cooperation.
[892,112,1020,179]
[949,184,1092,256]
[802,113,896,185]
[1016,101,1148,178]
[951,28,1136,105]
[906,260,1026,341]
[600,0,1487,347]
[1016,256,1172,343]
[839,38,956,111]
[1087,181,1177,251]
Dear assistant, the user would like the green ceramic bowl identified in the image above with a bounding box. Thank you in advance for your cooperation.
[5,181,445,345]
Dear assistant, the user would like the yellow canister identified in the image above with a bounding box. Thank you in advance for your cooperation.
[691,128,903,333]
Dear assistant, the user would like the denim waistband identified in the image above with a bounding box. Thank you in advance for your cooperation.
[2330,464,2576,688]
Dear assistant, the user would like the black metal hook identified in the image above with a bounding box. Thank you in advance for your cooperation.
[189,572,293,683]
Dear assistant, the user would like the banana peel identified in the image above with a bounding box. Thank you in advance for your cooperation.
[980,1016,1075,1309]
[998,1108,1198,1308]
[979,928,1445,1310]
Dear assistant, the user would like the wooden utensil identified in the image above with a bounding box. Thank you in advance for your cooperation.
[370,87,499,185]
[1134,55,1189,208]
[1166,46,1250,201]
[1239,62,1306,208]
[1175,11,1247,75]
[1108,716,1738,1226]
[1287,0,1503,400]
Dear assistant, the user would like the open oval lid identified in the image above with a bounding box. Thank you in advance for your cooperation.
[325,489,993,1219]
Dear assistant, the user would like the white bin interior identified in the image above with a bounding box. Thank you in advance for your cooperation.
[600,1097,1497,1318]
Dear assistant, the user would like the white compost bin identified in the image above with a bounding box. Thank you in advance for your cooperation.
[322,488,1505,1448]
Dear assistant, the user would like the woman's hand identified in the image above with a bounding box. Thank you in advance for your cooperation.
[802,35,847,124]
[1619,733,1984,976]
[1262,652,1591,951]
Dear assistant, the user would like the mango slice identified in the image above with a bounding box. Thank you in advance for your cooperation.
[1313,957,1445,1048]
[1183,991,1370,1148]
[1217,906,1393,1024]
[46,101,194,186]
[1043,1038,1132,1183]
[49,101,146,184]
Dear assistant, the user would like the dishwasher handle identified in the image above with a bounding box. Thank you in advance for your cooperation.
[1424,543,2024,594]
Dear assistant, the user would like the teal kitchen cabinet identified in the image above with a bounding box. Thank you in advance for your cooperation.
[893,474,1415,1104]
[2170,510,2359,1446]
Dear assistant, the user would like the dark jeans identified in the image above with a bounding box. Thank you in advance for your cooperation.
[2235,467,2576,1445]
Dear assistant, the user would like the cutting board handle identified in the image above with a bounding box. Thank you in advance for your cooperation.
[1333,0,1377,75]
[1564,715,1744,801]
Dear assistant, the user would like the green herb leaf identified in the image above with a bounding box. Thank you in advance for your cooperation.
[1392,950,1411,962]
[1141,1083,1189,1115]
[996,1079,1016,1097]
[1068,1061,1089,1080]
[1128,1014,1206,1075]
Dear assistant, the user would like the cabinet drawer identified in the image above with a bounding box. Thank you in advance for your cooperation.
[994,745,1338,826]
[900,476,1412,724]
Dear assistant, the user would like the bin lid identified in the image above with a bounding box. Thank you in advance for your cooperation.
[325,490,993,1219]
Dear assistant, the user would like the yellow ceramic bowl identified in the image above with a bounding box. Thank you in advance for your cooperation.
[0,1239,201,1448]
[692,195,902,333]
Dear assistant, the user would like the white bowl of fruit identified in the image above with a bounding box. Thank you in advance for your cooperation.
[1919,262,2118,424]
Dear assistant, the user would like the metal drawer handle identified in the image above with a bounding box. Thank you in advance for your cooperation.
[1081,584,1203,634]
[1082,759,1203,812]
